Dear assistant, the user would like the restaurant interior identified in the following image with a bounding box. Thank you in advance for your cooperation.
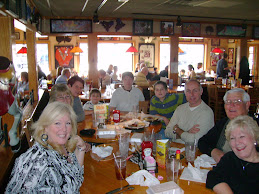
[1,0,259,193]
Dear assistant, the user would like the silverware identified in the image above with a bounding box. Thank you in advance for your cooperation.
[118,186,135,194]
[106,184,130,194]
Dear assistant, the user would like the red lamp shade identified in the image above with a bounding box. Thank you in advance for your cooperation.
[212,48,223,54]
[17,46,27,54]
[126,45,138,53]
[178,47,184,53]
[70,45,83,55]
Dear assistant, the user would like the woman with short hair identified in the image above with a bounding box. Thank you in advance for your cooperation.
[206,115,259,193]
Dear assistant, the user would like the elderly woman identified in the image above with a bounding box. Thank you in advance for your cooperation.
[6,102,86,193]
[33,84,74,122]
[206,115,259,193]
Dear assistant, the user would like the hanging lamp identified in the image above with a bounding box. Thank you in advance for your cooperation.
[17,46,27,54]
[126,44,138,53]
[70,43,83,55]
[211,48,224,54]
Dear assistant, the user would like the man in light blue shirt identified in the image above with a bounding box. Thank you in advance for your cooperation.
[55,68,71,84]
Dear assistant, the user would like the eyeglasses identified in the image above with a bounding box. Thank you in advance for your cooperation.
[224,99,243,105]
[57,95,71,100]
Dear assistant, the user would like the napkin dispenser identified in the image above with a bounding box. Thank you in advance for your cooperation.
[97,127,116,138]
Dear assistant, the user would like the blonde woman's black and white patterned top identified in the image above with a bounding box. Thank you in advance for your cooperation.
[5,142,84,193]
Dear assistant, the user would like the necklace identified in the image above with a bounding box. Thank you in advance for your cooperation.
[240,160,250,170]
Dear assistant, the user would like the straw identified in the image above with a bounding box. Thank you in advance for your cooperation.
[113,153,124,180]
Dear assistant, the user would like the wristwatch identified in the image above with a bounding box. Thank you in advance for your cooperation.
[173,126,177,134]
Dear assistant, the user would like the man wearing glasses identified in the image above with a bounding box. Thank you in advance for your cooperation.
[198,88,259,163]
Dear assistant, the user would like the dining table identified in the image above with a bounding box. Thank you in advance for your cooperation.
[78,115,214,193]
[79,141,214,194]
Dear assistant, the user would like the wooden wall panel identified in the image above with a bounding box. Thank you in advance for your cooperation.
[88,34,98,88]
[169,36,179,85]
[0,16,13,60]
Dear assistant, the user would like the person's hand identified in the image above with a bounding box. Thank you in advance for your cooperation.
[85,142,91,152]
[74,135,87,152]
[188,124,200,134]
[211,148,224,163]
[162,116,170,125]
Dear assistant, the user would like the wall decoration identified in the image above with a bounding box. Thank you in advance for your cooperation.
[205,26,214,35]
[160,21,174,35]
[195,39,204,42]
[182,23,201,37]
[228,39,235,43]
[133,19,153,36]
[252,26,259,39]
[217,24,246,37]
[228,48,234,64]
[6,0,19,17]
[56,36,72,43]
[123,37,132,40]
[179,37,192,42]
[54,46,74,68]
[100,21,114,32]
[50,19,92,33]
[211,38,220,46]
[15,32,20,40]
[115,18,125,32]
[139,43,155,67]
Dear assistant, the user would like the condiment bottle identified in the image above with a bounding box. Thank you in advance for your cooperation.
[176,149,182,175]
[141,141,153,160]
[113,109,120,123]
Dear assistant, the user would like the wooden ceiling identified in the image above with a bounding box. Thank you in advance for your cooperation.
[31,0,259,24]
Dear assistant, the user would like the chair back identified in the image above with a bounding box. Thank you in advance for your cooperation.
[139,101,149,114]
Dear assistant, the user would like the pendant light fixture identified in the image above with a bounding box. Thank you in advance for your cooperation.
[17,46,27,54]
[211,48,224,54]
[126,44,138,53]
[70,43,83,55]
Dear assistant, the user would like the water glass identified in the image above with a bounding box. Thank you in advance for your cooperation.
[132,105,139,119]
[118,133,130,158]
[185,142,196,162]
[166,155,179,183]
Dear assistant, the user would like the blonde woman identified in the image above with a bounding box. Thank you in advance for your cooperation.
[206,115,259,193]
[6,102,86,193]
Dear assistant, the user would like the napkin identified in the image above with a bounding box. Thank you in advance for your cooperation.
[194,154,216,168]
[180,163,209,183]
[146,181,184,194]
[92,145,113,158]
[126,170,160,187]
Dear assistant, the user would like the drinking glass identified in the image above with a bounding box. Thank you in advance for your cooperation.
[132,105,139,119]
[114,156,126,180]
[118,133,130,158]
[166,155,179,183]
[185,142,196,162]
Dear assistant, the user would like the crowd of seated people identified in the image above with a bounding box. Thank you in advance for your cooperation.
[6,62,258,193]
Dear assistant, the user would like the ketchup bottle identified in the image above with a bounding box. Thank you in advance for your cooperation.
[113,110,120,123]
[141,141,153,160]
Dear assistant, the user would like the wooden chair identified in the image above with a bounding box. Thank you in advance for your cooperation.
[23,118,34,147]
[139,101,150,114]
[247,87,259,114]
[207,84,226,122]
[214,78,222,85]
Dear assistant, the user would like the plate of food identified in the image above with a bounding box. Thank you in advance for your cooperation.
[90,143,118,162]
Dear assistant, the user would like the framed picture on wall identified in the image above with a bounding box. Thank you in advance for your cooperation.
[160,21,174,35]
[139,43,155,67]
[182,23,201,37]
[133,19,153,36]
[50,19,92,33]
[252,26,259,39]
[54,45,74,69]
[211,38,220,46]
[217,24,246,37]
[228,48,234,64]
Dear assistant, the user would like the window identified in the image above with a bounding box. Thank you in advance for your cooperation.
[160,43,204,73]
[248,46,254,75]
[13,43,49,77]
[79,43,89,77]
[97,43,133,75]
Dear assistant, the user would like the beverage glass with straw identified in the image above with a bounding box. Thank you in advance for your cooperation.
[113,153,126,180]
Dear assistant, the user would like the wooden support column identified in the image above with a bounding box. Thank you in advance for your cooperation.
[236,38,248,79]
[0,16,13,59]
[169,36,179,85]
[26,29,38,101]
[88,34,98,88]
